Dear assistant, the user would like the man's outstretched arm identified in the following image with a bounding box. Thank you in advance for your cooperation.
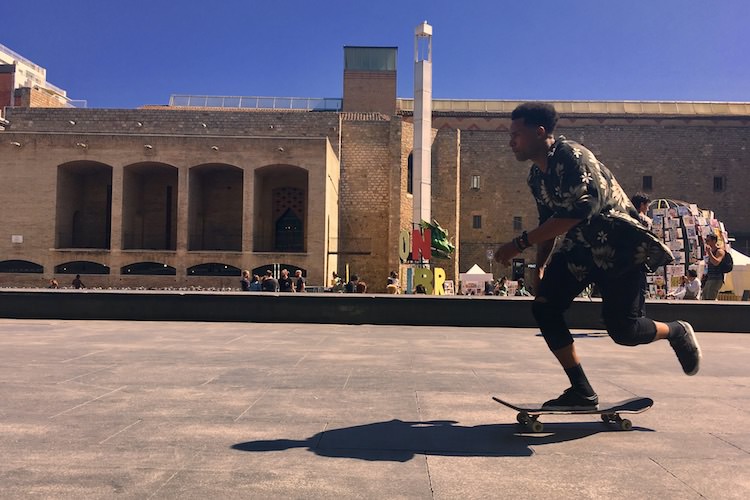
[494,217,582,266]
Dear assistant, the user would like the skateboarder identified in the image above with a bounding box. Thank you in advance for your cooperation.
[494,102,701,410]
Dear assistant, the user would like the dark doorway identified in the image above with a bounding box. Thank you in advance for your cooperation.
[275,209,303,252]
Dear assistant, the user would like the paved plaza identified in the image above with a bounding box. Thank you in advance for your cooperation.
[1,318,748,499]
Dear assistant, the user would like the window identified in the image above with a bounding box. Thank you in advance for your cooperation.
[713,176,725,192]
[472,215,482,229]
[642,175,653,192]
[407,153,413,194]
[470,175,481,190]
[513,216,523,231]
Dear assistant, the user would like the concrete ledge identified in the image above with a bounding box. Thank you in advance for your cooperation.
[1,289,748,332]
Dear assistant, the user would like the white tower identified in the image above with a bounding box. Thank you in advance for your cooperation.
[413,21,432,226]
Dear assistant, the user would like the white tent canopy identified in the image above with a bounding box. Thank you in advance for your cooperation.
[465,264,488,274]
[459,264,494,295]
[721,248,750,296]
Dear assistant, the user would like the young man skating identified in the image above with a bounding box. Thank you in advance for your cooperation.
[494,102,701,410]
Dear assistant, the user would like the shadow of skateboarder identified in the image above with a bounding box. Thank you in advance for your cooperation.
[231,418,652,461]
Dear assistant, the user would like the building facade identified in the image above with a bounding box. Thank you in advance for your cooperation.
[1,46,749,291]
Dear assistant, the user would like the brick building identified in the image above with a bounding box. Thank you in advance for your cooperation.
[0,43,78,110]
[1,46,749,291]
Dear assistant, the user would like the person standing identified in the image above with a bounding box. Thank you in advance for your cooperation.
[261,270,279,292]
[702,234,726,300]
[72,274,85,289]
[630,193,652,311]
[494,102,701,410]
[294,270,306,292]
[630,193,653,230]
[278,269,294,292]
[240,270,251,291]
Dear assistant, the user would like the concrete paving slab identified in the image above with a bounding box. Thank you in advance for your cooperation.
[0,318,748,499]
[426,455,703,499]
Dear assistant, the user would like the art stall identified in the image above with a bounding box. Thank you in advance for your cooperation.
[648,199,749,299]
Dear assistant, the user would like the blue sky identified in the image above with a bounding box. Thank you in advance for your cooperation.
[4,0,748,108]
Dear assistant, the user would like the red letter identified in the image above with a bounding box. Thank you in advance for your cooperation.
[412,228,432,260]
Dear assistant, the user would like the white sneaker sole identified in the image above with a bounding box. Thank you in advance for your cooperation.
[676,320,702,376]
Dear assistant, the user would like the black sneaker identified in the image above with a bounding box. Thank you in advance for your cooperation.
[542,387,599,411]
[669,320,701,376]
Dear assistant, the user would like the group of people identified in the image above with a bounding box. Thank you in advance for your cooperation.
[328,272,369,293]
[241,269,305,292]
[490,276,532,296]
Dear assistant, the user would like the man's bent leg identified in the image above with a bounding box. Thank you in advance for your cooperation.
[598,268,701,375]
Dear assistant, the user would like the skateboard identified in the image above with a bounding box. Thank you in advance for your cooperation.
[492,396,653,432]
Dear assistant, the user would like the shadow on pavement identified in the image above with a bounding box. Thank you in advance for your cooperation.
[231,419,653,462]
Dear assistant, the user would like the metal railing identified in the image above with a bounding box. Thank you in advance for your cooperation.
[169,94,342,111]
[0,43,43,72]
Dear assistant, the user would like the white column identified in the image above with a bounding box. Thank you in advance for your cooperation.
[413,22,433,226]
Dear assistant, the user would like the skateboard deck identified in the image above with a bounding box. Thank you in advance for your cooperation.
[493,396,653,432]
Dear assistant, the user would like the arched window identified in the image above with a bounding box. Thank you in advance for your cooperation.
[0,260,43,273]
[54,261,110,274]
[121,262,176,275]
[187,263,241,276]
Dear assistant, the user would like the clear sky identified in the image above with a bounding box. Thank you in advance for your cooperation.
[4,0,748,108]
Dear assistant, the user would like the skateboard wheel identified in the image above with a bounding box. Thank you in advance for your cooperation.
[530,420,544,433]
[517,412,531,425]
[619,419,633,431]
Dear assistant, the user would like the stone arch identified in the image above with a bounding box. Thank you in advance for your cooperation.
[188,163,243,251]
[56,161,113,249]
[253,165,308,252]
[122,162,178,250]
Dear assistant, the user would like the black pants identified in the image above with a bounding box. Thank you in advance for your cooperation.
[533,252,657,352]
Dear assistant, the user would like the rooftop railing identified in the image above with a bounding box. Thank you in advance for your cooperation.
[169,94,342,111]
[0,43,43,72]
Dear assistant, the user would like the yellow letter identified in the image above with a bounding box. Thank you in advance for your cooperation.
[399,230,411,262]
[433,267,445,295]
[413,267,434,294]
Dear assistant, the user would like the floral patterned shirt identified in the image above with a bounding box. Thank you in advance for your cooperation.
[528,137,673,281]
